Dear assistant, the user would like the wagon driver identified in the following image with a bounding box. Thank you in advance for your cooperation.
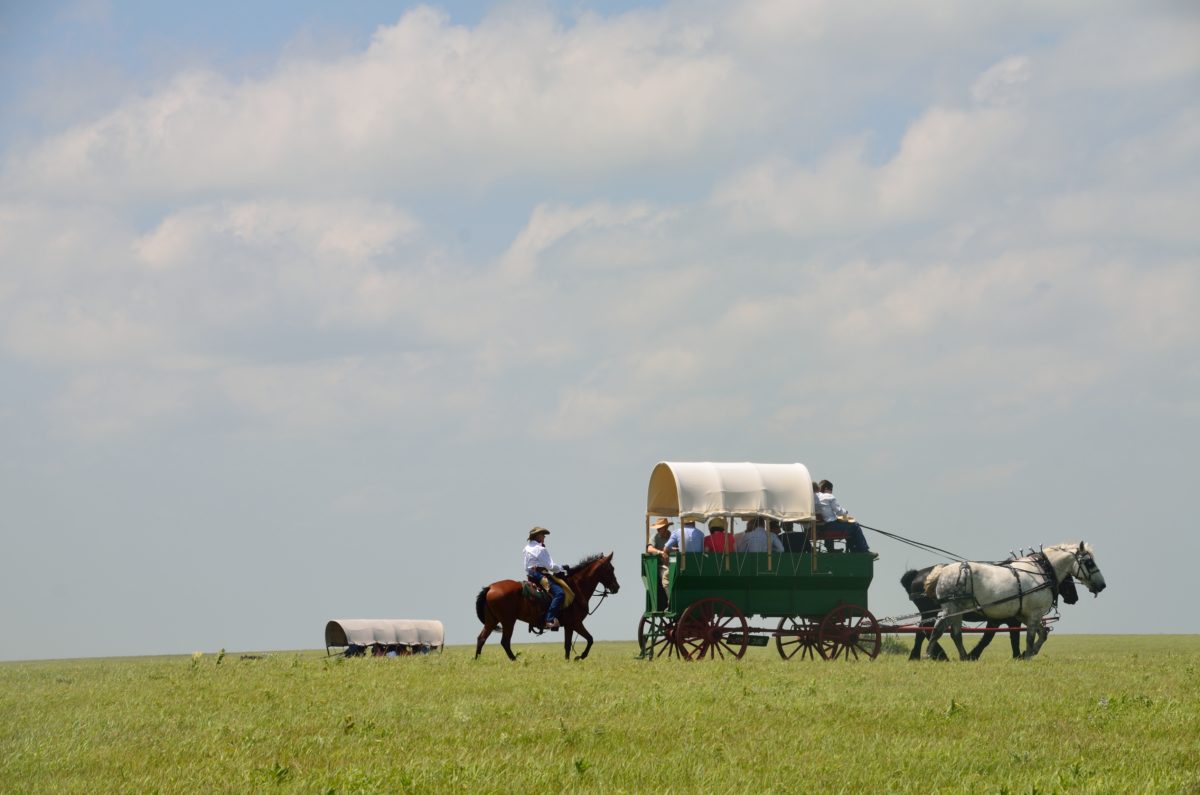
[523,527,565,631]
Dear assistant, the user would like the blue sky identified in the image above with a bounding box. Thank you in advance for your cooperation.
[1,1,1198,660]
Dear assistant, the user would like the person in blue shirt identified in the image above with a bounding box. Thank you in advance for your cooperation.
[664,518,706,555]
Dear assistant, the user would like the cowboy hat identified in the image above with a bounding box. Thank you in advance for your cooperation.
[650,518,672,531]
[528,526,550,540]
[708,517,727,531]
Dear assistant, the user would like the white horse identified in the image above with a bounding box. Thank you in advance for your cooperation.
[925,542,1106,660]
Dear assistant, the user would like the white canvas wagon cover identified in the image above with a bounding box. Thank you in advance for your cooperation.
[647,461,814,522]
[325,619,444,648]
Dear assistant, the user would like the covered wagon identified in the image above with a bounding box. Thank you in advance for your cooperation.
[324,619,445,656]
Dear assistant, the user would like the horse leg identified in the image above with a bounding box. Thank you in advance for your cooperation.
[475,622,496,658]
[967,620,998,661]
[1006,621,1021,659]
[926,617,949,661]
[1021,623,1038,660]
[572,623,594,660]
[910,617,931,660]
[1026,623,1049,658]
[499,618,519,661]
[562,626,574,661]
[946,616,969,661]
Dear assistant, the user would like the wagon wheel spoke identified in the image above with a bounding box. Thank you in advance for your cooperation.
[818,605,880,661]
[638,615,677,659]
[776,616,819,661]
[675,598,748,661]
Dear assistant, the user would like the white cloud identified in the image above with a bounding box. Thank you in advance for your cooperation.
[3,6,755,201]
[971,56,1031,107]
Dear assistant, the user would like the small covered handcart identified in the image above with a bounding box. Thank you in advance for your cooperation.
[639,461,879,661]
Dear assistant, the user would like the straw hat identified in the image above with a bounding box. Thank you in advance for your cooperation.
[528,526,550,541]
[709,517,727,531]
[650,518,672,531]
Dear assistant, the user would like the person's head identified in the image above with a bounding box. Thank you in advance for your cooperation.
[819,479,833,494]
[768,519,782,533]
[709,517,727,533]
[651,518,672,535]
[528,527,550,544]
[746,516,763,531]
[683,518,696,527]
[813,481,820,494]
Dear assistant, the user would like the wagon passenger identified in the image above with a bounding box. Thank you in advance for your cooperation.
[816,480,874,556]
[646,518,672,557]
[647,517,673,600]
[703,517,735,552]
[664,519,705,555]
[523,527,565,630]
[735,517,783,553]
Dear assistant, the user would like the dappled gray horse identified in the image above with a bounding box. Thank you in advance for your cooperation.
[925,542,1105,660]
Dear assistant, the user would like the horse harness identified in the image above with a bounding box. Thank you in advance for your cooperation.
[941,553,1060,621]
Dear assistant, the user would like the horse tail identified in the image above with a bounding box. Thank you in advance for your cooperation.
[475,586,489,625]
[923,564,946,600]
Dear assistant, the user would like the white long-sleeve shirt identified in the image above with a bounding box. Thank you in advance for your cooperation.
[816,493,846,523]
[523,541,563,576]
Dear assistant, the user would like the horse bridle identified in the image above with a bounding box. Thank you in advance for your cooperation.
[1073,548,1101,589]
[587,569,619,617]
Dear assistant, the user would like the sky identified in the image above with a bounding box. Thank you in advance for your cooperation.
[1,0,1197,662]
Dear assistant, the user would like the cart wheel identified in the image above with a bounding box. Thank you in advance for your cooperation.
[817,604,881,661]
[775,615,820,661]
[637,614,676,659]
[675,598,748,660]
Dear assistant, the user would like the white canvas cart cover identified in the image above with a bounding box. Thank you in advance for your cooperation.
[325,619,444,648]
[647,461,814,522]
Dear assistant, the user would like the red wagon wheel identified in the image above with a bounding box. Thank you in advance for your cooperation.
[637,614,676,659]
[674,598,749,660]
[775,615,820,661]
[817,604,881,661]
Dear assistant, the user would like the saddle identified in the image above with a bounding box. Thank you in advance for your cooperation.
[521,576,576,607]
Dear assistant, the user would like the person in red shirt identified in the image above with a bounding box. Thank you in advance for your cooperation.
[703,517,736,552]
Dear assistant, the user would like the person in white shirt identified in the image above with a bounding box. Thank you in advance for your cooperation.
[816,480,874,556]
[523,527,565,630]
[735,517,784,553]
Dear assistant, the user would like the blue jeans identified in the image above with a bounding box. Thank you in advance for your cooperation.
[822,520,871,553]
[529,574,565,622]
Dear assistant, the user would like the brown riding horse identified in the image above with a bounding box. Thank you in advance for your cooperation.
[475,553,619,660]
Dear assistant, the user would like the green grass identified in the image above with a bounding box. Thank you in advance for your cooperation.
[3,636,1199,793]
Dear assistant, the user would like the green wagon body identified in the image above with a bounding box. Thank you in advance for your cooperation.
[642,552,873,620]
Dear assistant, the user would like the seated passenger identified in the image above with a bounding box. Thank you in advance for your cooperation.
[816,479,875,556]
[735,517,783,553]
[780,521,812,553]
[703,517,736,552]
[664,518,705,555]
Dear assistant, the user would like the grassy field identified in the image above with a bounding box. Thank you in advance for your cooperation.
[2,635,1199,793]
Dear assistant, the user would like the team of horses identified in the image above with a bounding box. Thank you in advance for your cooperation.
[903,541,1106,660]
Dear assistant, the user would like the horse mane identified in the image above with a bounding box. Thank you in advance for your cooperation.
[923,564,946,599]
[572,553,608,571]
[1042,541,1091,556]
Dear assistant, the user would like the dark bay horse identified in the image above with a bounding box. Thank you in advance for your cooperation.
[475,553,619,661]
[901,565,1079,660]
